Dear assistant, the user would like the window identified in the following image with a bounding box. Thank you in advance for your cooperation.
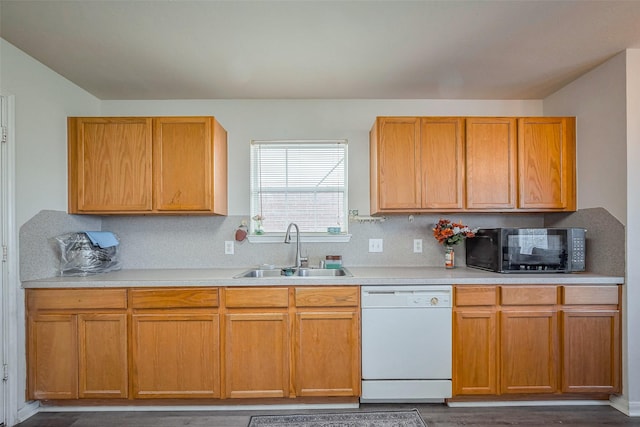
[250,139,348,239]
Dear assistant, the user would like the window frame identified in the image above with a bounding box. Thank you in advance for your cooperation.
[248,139,351,243]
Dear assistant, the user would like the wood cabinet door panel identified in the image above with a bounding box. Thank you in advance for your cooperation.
[131,313,220,398]
[375,117,422,210]
[295,311,360,397]
[154,117,213,211]
[518,117,576,210]
[28,314,78,399]
[453,309,498,395]
[224,287,289,308]
[69,117,153,212]
[500,310,559,394]
[466,118,517,209]
[130,288,219,309]
[454,286,498,307]
[501,286,558,306]
[78,313,128,398]
[562,310,620,393]
[562,286,619,305]
[294,287,359,307]
[224,312,289,398]
[27,288,128,311]
[421,117,464,209]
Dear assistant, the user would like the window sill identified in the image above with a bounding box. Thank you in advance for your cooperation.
[247,233,352,243]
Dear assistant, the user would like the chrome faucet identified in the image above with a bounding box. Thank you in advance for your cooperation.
[284,222,302,269]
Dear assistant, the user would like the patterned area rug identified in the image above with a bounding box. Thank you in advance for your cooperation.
[248,409,427,427]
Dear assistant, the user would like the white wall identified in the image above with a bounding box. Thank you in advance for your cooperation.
[625,48,640,415]
[543,52,627,224]
[0,38,100,422]
[0,39,101,228]
[100,100,543,216]
[544,50,639,415]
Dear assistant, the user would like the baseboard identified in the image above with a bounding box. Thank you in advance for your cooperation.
[447,400,610,408]
[37,402,359,413]
[611,394,640,417]
[16,401,39,424]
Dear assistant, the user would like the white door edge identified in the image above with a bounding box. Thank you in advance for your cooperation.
[1,94,20,427]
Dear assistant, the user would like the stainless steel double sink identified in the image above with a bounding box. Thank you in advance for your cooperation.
[234,267,352,279]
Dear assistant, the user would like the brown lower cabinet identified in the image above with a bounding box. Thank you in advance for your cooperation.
[26,286,360,401]
[500,286,559,394]
[130,287,221,398]
[453,284,621,398]
[27,289,129,400]
[223,287,290,398]
[294,287,361,397]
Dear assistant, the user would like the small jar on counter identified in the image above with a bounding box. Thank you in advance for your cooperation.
[325,255,342,269]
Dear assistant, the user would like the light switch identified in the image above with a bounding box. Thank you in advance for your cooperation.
[369,238,383,253]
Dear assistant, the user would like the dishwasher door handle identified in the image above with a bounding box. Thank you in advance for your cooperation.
[363,291,396,295]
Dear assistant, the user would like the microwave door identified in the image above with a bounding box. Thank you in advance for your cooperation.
[505,231,568,271]
[466,235,500,272]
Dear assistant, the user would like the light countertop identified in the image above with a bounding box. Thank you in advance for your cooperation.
[21,267,624,288]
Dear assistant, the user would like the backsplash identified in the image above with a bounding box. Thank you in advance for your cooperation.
[545,207,625,277]
[19,208,623,281]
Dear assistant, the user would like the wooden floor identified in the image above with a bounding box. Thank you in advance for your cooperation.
[14,403,640,427]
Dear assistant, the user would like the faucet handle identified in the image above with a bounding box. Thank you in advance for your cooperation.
[300,257,309,268]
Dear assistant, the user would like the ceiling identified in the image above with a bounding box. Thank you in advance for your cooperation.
[2,0,640,100]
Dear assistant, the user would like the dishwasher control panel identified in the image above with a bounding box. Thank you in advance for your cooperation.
[408,295,449,307]
[362,285,452,308]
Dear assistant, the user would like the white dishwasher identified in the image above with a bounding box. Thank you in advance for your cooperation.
[361,285,452,403]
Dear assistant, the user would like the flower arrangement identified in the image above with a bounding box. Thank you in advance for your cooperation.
[252,214,265,235]
[433,219,476,246]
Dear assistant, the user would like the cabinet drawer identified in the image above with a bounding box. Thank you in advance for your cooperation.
[130,288,218,309]
[501,286,557,305]
[454,286,497,306]
[27,289,127,311]
[295,287,359,307]
[562,286,619,305]
[224,288,289,308]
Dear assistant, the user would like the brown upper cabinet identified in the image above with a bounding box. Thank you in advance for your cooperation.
[369,117,464,212]
[518,117,576,211]
[465,117,518,209]
[370,116,576,214]
[68,116,228,215]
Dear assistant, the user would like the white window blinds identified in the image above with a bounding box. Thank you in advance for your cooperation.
[250,139,348,234]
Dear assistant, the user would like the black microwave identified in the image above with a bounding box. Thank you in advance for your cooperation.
[465,228,586,273]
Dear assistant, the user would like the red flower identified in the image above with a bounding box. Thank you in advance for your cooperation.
[433,219,476,246]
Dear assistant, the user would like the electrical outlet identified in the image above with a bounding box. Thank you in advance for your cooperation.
[413,239,423,253]
[369,238,383,253]
[224,240,234,255]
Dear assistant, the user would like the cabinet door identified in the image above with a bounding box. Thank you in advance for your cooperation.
[453,309,498,395]
[371,117,422,211]
[562,310,620,393]
[154,117,227,213]
[421,117,465,209]
[68,117,153,213]
[224,312,290,398]
[518,117,576,210]
[500,309,559,394]
[465,118,517,209]
[154,117,211,211]
[131,312,220,398]
[295,311,360,397]
[28,314,78,399]
[78,313,128,398]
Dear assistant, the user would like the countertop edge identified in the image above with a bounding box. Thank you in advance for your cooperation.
[21,267,625,288]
